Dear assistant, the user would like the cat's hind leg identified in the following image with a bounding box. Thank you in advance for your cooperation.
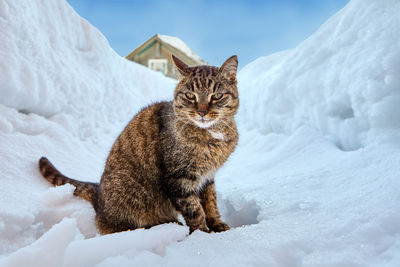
[95,214,137,235]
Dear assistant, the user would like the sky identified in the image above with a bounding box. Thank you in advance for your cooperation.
[66,0,349,68]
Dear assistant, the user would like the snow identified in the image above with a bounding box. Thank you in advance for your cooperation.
[1,0,400,266]
[158,34,206,64]
[238,0,400,151]
[0,0,175,140]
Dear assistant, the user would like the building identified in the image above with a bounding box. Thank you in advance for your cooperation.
[126,34,207,79]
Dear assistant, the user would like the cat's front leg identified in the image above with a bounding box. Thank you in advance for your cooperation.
[201,181,230,232]
[173,195,209,233]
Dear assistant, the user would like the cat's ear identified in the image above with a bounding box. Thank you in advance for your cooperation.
[171,55,189,76]
[219,55,238,80]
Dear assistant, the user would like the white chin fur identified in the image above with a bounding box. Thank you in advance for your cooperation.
[192,119,216,129]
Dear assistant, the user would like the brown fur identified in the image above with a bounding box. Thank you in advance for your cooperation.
[39,55,239,234]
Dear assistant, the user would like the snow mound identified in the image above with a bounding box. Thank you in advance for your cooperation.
[238,0,400,151]
[0,0,175,140]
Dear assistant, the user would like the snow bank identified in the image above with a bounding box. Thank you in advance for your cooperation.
[0,0,175,140]
[0,218,82,267]
[238,0,400,151]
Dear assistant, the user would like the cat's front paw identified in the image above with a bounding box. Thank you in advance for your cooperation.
[189,225,211,234]
[207,218,230,232]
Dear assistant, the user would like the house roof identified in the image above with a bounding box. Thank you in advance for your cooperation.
[126,34,206,64]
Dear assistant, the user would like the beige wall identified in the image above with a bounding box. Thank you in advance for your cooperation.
[127,39,203,79]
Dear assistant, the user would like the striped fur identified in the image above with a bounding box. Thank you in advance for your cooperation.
[201,182,229,232]
[38,55,239,235]
[39,157,98,205]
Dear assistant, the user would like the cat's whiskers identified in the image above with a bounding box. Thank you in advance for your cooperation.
[171,114,192,136]
[159,112,181,119]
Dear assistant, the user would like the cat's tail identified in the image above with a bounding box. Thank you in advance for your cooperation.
[38,157,98,206]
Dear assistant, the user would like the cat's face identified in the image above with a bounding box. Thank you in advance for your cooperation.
[172,55,239,129]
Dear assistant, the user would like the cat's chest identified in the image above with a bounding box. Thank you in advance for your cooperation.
[207,130,226,141]
[206,131,236,155]
[190,135,236,167]
[172,126,238,172]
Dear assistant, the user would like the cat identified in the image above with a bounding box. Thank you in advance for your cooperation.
[39,54,239,234]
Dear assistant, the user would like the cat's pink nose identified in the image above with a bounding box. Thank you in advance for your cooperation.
[197,110,208,117]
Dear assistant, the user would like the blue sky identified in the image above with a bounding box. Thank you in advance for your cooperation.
[66,0,349,68]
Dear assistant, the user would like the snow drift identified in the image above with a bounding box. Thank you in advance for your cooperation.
[238,0,400,151]
[1,0,400,266]
[0,0,175,140]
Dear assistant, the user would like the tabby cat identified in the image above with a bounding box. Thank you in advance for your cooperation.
[39,54,239,234]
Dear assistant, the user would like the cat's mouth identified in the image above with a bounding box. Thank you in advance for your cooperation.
[191,117,217,129]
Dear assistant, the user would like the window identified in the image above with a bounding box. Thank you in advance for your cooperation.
[148,59,168,75]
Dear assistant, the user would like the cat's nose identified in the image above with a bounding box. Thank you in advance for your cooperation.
[197,109,208,117]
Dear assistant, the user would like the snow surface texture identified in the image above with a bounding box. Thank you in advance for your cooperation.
[1,0,400,266]
[239,0,400,151]
[158,34,206,64]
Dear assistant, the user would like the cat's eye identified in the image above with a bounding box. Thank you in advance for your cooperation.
[211,93,223,100]
[185,92,196,100]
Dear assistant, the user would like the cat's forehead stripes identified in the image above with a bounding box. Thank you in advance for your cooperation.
[191,65,219,76]
[187,66,219,92]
